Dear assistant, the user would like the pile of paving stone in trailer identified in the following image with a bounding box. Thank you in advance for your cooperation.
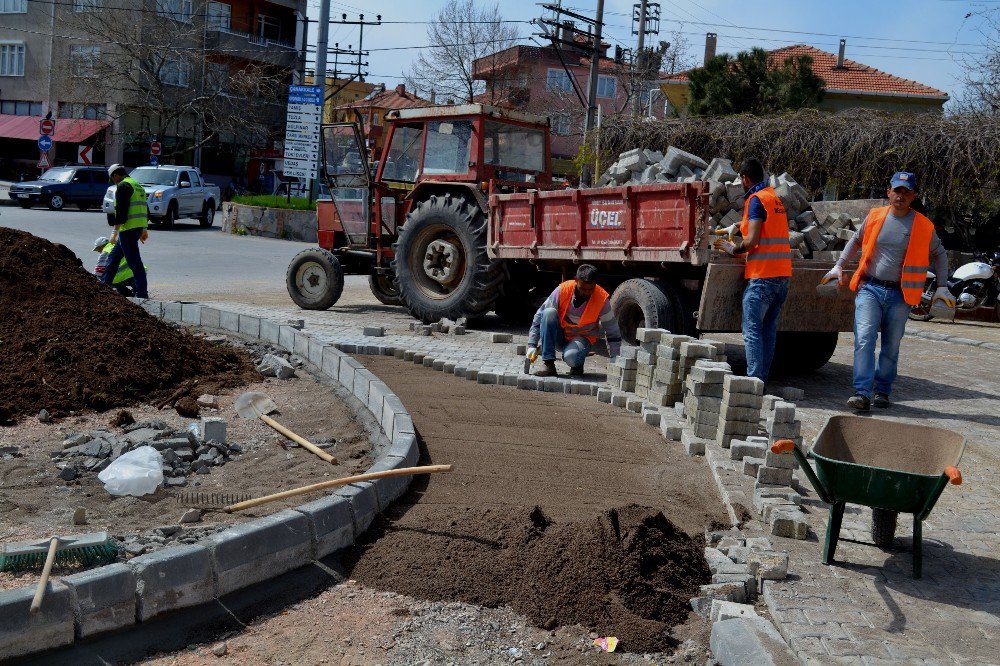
[594,146,864,260]
[50,416,239,487]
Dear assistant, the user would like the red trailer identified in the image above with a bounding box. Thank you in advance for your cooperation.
[288,104,854,371]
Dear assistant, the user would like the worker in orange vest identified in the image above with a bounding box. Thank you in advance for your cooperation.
[527,264,622,377]
[713,158,793,382]
[822,171,953,411]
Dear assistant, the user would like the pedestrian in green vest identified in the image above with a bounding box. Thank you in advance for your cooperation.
[102,164,149,298]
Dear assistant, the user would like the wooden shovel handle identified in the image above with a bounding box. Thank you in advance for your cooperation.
[225,464,453,512]
[30,537,59,614]
[260,414,337,465]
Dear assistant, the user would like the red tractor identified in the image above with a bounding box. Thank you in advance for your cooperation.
[285,104,555,322]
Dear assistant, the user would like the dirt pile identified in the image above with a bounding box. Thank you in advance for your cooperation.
[348,504,709,653]
[0,228,256,422]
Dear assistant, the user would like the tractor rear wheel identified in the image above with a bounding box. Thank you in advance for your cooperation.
[392,193,503,323]
[286,248,344,310]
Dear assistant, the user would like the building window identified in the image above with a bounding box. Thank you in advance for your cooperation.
[546,68,573,93]
[0,99,42,115]
[207,62,228,92]
[206,1,231,30]
[73,0,101,12]
[0,42,25,76]
[156,0,192,22]
[0,0,27,13]
[70,45,100,77]
[160,57,191,87]
[57,102,107,119]
[597,75,616,98]
[549,113,572,136]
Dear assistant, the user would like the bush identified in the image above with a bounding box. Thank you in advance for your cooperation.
[231,195,316,211]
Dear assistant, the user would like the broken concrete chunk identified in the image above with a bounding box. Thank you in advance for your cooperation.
[257,354,295,379]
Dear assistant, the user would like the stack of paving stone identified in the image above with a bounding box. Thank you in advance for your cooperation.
[683,359,733,441]
[717,375,765,449]
[605,345,638,392]
[765,399,803,451]
[633,328,667,399]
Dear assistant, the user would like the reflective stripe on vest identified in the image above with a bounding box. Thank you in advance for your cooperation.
[848,206,934,306]
[740,186,793,279]
[119,176,148,232]
[557,280,609,345]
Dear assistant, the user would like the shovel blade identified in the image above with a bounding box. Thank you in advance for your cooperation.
[234,391,278,419]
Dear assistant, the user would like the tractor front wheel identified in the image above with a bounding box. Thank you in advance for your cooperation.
[286,248,344,310]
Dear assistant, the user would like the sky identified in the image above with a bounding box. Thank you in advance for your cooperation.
[305,0,999,106]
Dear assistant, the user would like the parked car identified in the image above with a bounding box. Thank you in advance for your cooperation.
[103,165,221,227]
[8,166,110,211]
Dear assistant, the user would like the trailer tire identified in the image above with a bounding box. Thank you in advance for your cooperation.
[771,332,840,373]
[393,193,503,323]
[611,278,674,346]
[286,248,344,310]
[368,272,403,306]
[871,507,898,547]
[653,280,698,336]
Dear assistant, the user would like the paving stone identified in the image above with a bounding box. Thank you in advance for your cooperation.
[683,430,709,456]
[699,581,747,604]
[710,599,758,623]
[626,396,644,413]
[490,332,513,343]
[770,510,808,539]
[720,405,761,422]
[767,419,801,439]
[724,375,765,395]
[596,387,613,403]
[709,616,797,666]
[779,386,805,400]
[362,326,385,337]
[764,449,798,470]
[722,391,764,409]
[660,420,684,440]
[757,465,793,486]
[731,440,767,461]
[517,376,539,390]
[747,551,789,580]
[611,391,628,408]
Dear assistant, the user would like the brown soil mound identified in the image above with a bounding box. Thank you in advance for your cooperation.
[348,504,709,653]
[0,228,256,422]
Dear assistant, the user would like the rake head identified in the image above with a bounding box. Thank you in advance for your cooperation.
[177,491,253,509]
[0,532,118,572]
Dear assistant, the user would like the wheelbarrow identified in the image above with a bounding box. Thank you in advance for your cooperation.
[771,415,964,579]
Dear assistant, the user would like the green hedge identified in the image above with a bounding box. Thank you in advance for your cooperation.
[231,195,317,211]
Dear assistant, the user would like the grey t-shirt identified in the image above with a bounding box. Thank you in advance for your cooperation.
[837,209,949,282]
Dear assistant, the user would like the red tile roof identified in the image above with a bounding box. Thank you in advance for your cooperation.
[661,44,948,99]
[331,84,433,111]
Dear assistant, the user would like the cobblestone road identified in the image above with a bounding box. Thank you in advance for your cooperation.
[204,291,999,665]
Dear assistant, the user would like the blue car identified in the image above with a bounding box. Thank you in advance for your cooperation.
[8,166,110,211]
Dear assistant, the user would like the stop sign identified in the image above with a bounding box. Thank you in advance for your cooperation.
[150,141,162,156]
[39,119,55,136]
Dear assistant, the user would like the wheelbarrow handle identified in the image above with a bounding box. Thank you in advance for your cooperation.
[771,439,833,504]
[945,466,962,485]
[772,440,796,454]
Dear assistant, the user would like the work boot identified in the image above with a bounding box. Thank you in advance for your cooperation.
[569,365,584,377]
[534,360,558,377]
[847,394,871,411]
[873,393,891,408]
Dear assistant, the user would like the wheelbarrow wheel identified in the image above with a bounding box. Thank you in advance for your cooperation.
[871,508,898,547]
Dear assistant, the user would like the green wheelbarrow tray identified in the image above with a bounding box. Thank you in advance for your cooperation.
[773,415,965,579]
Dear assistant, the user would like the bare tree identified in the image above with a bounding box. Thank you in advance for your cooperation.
[403,0,520,104]
[661,28,696,75]
[955,8,1000,114]
[63,0,288,158]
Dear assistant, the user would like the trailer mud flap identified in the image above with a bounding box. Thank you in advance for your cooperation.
[697,263,856,332]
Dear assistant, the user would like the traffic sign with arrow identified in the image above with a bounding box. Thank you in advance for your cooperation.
[78,144,93,165]
[38,135,53,151]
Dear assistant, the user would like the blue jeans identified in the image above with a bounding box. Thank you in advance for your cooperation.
[102,227,148,298]
[853,282,911,398]
[742,277,790,382]
[539,307,592,368]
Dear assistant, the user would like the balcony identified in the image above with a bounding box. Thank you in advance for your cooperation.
[205,26,297,68]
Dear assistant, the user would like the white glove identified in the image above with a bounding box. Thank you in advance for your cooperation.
[713,237,738,255]
[821,265,844,286]
[713,223,739,240]
[932,287,956,308]
[527,347,538,363]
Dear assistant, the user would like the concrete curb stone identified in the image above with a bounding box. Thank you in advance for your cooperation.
[62,562,136,637]
[129,544,215,621]
[0,582,75,659]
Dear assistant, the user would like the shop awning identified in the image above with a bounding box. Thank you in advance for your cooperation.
[0,115,112,142]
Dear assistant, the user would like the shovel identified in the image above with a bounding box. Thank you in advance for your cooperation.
[234,391,337,465]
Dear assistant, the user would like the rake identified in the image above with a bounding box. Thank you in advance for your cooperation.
[0,532,118,613]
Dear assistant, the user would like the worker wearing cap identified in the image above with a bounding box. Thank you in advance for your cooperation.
[93,235,148,295]
[714,158,793,383]
[527,264,622,377]
[822,171,953,411]
[102,164,149,299]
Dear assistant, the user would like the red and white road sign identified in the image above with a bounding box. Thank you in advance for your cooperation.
[150,140,162,156]
[39,119,55,136]
[37,152,50,169]
[78,145,93,165]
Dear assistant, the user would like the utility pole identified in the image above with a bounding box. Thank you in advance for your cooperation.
[631,0,648,115]
[309,0,331,201]
[339,14,382,82]
[581,0,604,187]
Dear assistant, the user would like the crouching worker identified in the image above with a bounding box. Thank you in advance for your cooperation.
[93,234,148,296]
[527,264,622,377]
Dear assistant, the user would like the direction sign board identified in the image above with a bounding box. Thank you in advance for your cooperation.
[289,85,322,95]
[39,119,55,136]
[282,166,317,179]
[37,135,53,151]
[78,144,93,165]
[150,140,162,156]
[284,85,322,184]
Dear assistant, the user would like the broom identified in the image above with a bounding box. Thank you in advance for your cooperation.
[0,532,118,613]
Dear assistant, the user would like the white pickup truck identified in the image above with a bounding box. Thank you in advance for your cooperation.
[103,165,221,227]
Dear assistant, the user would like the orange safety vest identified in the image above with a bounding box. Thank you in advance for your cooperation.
[849,206,934,306]
[557,280,609,344]
[740,186,793,279]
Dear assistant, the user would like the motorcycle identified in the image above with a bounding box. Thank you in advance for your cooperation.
[909,250,1000,321]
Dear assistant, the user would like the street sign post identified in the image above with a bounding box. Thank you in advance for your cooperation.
[283,85,322,193]
[39,119,55,136]
[37,135,53,151]
[78,145,93,165]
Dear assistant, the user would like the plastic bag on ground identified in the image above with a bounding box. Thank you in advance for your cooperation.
[97,445,164,496]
